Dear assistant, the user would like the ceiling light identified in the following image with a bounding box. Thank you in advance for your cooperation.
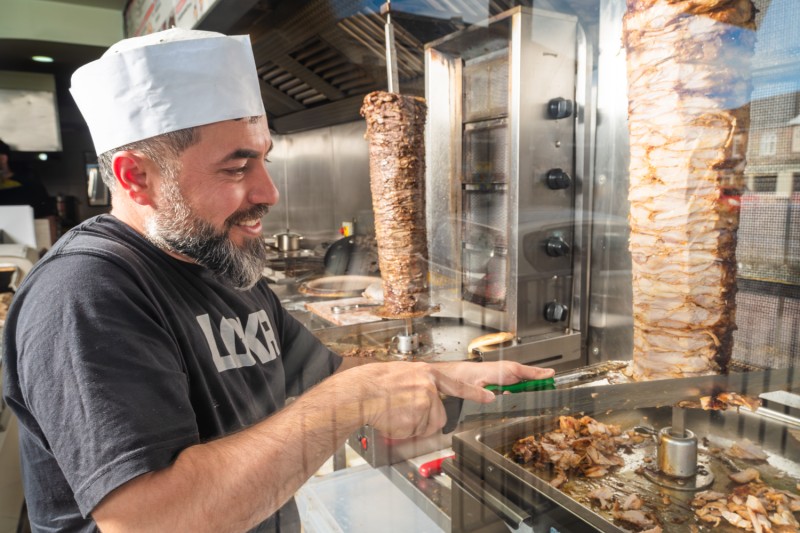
[32,55,54,63]
[37,153,48,161]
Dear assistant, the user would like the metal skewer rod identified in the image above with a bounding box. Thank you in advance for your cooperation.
[671,405,686,438]
[381,1,400,93]
[404,317,413,337]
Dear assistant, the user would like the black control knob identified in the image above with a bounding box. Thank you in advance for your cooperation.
[547,97,573,119]
[544,302,569,322]
[546,168,572,190]
[545,236,570,257]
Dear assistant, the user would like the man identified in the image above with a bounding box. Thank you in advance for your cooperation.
[0,139,53,218]
[2,29,553,532]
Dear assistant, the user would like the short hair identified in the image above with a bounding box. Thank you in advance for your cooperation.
[96,115,262,193]
[97,126,199,192]
[0,139,10,156]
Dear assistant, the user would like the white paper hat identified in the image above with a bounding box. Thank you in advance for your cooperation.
[71,28,265,155]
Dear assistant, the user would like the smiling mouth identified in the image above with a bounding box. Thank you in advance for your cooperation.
[228,205,269,229]
[236,219,261,228]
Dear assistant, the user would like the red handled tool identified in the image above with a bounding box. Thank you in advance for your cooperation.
[418,455,455,478]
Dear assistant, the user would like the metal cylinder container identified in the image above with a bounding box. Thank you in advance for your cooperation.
[657,426,698,478]
[274,231,302,252]
[392,333,420,354]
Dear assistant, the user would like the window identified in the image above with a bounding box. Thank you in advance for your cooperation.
[759,131,778,156]
[731,133,746,158]
[754,175,778,192]
[792,126,800,153]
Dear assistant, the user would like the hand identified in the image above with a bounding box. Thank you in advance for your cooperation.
[435,360,554,389]
[341,362,494,439]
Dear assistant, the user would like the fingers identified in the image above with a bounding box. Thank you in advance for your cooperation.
[513,364,555,381]
[433,369,495,404]
[438,360,555,387]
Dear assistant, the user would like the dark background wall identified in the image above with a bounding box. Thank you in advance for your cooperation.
[2,41,110,232]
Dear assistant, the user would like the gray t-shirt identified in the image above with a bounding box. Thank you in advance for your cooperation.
[2,215,341,532]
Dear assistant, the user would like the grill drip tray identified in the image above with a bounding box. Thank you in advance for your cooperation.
[449,407,800,532]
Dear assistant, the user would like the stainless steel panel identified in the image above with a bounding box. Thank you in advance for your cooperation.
[463,119,509,184]
[586,0,633,363]
[426,6,589,350]
[476,331,582,368]
[463,50,510,123]
[426,45,465,317]
[265,121,373,241]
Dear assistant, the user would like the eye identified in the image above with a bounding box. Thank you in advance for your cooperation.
[224,164,248,176]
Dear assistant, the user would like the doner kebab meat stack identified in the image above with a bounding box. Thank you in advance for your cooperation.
[624,0,756,380]
[361,91,430,317]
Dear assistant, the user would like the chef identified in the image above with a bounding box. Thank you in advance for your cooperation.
[1,28,553,532]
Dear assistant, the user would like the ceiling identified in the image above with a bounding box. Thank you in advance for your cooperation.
[217,0,532,133]
[1,0,126,77]
[0,39,107,75]
[2,0,585,134]
[46,0,128,9]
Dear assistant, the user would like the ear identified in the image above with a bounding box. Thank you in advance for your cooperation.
[112,151,156,206]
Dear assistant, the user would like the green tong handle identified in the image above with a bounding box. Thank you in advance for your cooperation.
[485,377,556,394]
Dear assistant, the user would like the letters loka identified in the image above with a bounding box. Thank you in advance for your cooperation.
[196,310,280,372]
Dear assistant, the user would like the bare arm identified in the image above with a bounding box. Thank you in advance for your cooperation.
[91,360,504,533]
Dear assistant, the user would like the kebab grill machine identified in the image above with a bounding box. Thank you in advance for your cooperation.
[318,2,800,532]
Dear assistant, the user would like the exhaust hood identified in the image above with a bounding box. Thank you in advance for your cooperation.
[198,0,532,133]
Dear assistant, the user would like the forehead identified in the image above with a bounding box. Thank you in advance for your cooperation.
[193,116,272,152]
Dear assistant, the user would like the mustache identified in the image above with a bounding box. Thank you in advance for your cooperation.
[226,204,270,227]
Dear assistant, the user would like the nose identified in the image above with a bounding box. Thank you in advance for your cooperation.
[249,161,280,206]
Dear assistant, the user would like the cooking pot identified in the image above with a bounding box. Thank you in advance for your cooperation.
[274,231,303,252]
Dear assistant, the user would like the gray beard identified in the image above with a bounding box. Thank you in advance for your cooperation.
[145,178,270,290]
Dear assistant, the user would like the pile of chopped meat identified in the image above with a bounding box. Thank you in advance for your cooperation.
[509,415,642,488]
[692,470,800,531]
[678,392,762,413]
[339,347,377,358]
[587,487,663,532]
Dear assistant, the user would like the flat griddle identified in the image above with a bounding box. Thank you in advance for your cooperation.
[298,275,380,298]
[448,404,800,532]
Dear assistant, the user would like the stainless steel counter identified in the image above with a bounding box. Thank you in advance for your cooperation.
[268,280,335,331]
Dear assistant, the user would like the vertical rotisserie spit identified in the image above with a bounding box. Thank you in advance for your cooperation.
[361,91,430,316]
[624,0,756,380]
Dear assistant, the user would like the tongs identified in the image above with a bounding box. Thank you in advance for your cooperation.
[484,377,556,394]
[442,378,555,433]
[441,367,799,434]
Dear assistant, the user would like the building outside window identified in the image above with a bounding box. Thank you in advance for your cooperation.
[759,131,778,156]
[754,174,778,192]
[792,124,800,152]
